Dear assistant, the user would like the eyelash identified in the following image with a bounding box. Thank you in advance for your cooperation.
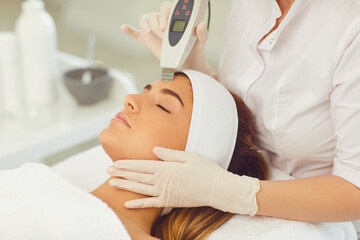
[156,104,170,113]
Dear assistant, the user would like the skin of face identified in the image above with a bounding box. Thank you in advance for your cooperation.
[99,74,193,161]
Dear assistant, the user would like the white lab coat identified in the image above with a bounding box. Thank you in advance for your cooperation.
[219,0,360,188]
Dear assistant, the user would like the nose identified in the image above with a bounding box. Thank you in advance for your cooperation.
[124,94,141,114]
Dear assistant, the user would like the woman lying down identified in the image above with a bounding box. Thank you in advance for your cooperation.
[0,70,268,240]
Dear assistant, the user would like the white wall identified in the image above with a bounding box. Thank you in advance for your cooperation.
[57,0,231,66]
[0,0,232,87]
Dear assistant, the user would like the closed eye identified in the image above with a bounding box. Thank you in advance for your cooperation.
[156,104,170,113]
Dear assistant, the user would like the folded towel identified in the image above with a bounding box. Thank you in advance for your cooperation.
[52,145,112,192]
[206,166,357,240]
[0,163,131,240]
[206,214,357,240]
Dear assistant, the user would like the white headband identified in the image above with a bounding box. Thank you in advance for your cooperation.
[181,70,238,169]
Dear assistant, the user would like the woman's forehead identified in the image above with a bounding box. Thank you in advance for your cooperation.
[150,75,192,92]
[148,75,193,106]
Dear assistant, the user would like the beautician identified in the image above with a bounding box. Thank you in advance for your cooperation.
[108,0,360,223]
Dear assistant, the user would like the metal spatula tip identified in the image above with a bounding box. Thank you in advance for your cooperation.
[161,68,176,82]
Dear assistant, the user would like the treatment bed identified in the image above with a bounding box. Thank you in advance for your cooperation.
[50,145,359,240]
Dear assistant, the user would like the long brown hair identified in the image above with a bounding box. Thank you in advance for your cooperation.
[151,93,269,240]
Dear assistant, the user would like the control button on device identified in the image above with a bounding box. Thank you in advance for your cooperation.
[185,10,190,15]
[175,10,180,15]
[184,0,189,2]
[182,4,187,10]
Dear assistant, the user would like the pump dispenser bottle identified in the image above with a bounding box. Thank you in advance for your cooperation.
[15,0,57,121]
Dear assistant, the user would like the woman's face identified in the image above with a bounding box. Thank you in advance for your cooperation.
[99,74,193,161]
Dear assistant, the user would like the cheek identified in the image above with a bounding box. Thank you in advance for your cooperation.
[99,110,191,160]
[140,118,189,151]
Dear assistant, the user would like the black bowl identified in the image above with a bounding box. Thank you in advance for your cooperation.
[64,68,113,105]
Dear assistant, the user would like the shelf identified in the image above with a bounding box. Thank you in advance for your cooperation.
[0,52,138,169]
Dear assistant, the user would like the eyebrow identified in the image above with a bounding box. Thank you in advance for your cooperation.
[144,84,184,107]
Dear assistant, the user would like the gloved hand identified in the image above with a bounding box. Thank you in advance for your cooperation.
[107,147,260,216]
[121,1,216,77]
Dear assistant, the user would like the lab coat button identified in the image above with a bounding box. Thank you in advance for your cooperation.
[269,38,275,44]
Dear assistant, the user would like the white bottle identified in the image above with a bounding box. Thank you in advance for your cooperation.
[0,32,23,121]
[15,0,57,121]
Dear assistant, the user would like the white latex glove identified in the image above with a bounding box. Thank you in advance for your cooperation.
[121,1,216,77]
[107,147,260,216]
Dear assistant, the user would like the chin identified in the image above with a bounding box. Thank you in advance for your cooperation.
[99,128,156,162]
[98,129,123,162]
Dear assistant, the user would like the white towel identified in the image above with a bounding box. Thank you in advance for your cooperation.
[52,145,112,192]
[206,166,358,240]
[206,214,357,240]
[0,163,131,240]
[182,70,238,169]
[52,146,359,240]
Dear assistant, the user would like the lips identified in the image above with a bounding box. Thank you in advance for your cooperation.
[114,112,131,128]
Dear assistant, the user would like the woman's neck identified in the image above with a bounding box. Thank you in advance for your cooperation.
[91,177,163,238]
[276,0,295,22]
[260,0,295,43]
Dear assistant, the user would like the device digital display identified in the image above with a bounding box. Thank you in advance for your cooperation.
[171,20,187,32]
